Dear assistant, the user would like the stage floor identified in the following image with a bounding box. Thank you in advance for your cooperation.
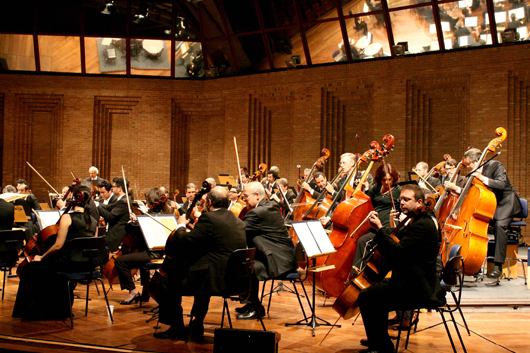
[1,262,529,353]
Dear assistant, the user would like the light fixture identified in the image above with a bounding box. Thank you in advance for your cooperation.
[101,1,114,15]
[133,4,149,24]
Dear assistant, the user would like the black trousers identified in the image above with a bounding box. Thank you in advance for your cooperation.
[114,250,162,291]
[358,282,402,353]
[492,217,514,264]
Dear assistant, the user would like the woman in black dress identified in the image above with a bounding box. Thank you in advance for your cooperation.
[13,182,97,321]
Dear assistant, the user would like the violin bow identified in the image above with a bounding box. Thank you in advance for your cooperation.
[233,137,243,187]
[121,165,133,216]
[26,161,61,195]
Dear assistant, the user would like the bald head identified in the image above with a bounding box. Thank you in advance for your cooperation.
[207,186,229,209]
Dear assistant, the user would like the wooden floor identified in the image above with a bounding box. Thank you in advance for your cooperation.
[1,265,530,353]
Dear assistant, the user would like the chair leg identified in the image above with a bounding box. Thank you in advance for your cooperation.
[85,281,90,316]
[394,310,404,353]
[250,296,267,331]
[267,279,274,314]
[2,269,6,301]
[404,309,418,349]
[94,279,100,296]
[292,280,309,321]
[67,280,74,329]
[299,280,313,312]
[439,311,458,353]
[448,310,467,353]
[97,278,114,323]
[451,292,470,335]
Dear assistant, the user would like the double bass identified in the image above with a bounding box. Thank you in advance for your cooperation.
[309,135,395,298]
[438,128,506,275]
[333,193,439,319]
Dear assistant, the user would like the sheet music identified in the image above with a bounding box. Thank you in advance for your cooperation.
[137,214,178,250]
[34,210,62,229]
[292,220,336,258]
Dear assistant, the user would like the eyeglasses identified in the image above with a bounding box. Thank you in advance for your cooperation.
[243,193,256,198]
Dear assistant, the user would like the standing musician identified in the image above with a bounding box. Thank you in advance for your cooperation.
[441,158,465,192]
[302,171,334,199]
[270,178,295,218]
[155,187,247,341]
[115,188,170,305]
[453,148,522,280]
[236,182,298,320]
[12,182,97,321]
[98,180,117,205]
[83,166,106,188]
[303,168,317,189]
[97,177,131,252]
[358,184,446,353]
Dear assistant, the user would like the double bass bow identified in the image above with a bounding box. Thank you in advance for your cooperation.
[438,128,506,274]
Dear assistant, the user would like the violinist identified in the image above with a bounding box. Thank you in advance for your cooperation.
[97,177,131,252]
[460,148,522,280]
[358,184,446,353]
[115,188,170,305]
[155,187,246,341]
[160,186,180,211]
[12,182,97,321]
[98,180,117,205]
[236,182,298,320]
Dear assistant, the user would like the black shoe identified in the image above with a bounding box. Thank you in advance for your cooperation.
[153,327,188,341]
[235,303,252,314]
[120,292,140,305]
[188,320,204,341]
[392,314,419,330]
[236,306,265,320]
[488,265,502,279]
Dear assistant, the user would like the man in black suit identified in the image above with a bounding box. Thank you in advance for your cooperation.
[0,198,15,230]
[84,166,107,198]
[264,170,280,198]
[16,183,41,212]
[237,182,298,320]
[302,171,333,199]
[98,180,117,206]
[414,161,441,193]
[464,148,522,280]
[178,183,197,216]
[155,186,247,341]
[359,184,446,353]
[97,177,130,252]
[271,178,295,217]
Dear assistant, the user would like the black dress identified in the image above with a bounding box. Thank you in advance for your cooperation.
[12,212,97,321]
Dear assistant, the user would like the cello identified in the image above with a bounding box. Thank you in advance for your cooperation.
[309,135,395,298]
[439,128,506,275]
[230,163,268,220]
[332,193,439,319]
[148,181,211,304]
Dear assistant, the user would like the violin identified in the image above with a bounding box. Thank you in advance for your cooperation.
[17,178,82,277]
[332,193,440,319]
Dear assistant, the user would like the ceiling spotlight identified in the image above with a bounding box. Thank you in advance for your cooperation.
[133,4,149,24]
[101,1,114,15]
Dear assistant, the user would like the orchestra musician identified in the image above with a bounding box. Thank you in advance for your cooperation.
[83,166,106,189]
[454,148,522,280]
[303,168,317,189]
[12,182,97,321]
[236,182,298,320]
[179,183,197,216]
[441,158,465,191]
[358,184,446,353]
[228,186,241,210]
[302,171,334,199]
[154,186,247,341]
[270,178,295,218]
[97,177,131,252]
[115,188,169,305]
[414,161,441,192]
[16,182,41,212]
[98,180,117,206]
[265,170,280,197]
[239,172,250,188]
[0,193,15,230]
[160,186,179,211]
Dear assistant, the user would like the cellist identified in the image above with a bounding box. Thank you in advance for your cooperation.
[446,148,522,281]
[12,182,97,321]
[357,184,446,353]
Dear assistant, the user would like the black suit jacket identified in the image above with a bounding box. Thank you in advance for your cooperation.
[84,177,106,187]
[25,194,41,211]
[375,211,446,309]
[0,199,14,230]
[481,160,522,220]
[97,197,130,251]
[170,208,247,296]
[244,199,297,280]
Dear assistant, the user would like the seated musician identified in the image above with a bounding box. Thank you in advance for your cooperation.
[303,168,317,189]
[270,178,296,218]
[302,171,334,199]
[228,186,241,210]
[97,177,131,252]
[0,188,15,230]
[155,186,247,341]
[441,158,465,192]
[160,186,179,212]
[236,182,298,320]
[12,183,97,321]
[264,170,280,198]
[358,184,446,353]
[239,172,250,188]
[98,180,117,205]
[414,161,441,193]
[178,183,197,216]
[114,188,169,305]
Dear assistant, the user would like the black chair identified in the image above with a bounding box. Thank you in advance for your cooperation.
[509,198,527,244]
[57,236,114,328]
[0,230,21,300]
[139,260,162,308]
[220,248,266,330]
[260,242,312,325]
[395,254,468,353]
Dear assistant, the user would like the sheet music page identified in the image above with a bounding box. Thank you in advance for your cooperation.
[34,210,62,229]
[137,215,177,250]
[307,221,335,255]
[292,222,320,258]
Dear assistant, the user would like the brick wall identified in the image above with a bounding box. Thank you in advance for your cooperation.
[1,43,529,241]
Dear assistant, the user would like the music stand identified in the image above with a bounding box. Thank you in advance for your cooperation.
[288,220,340,336]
